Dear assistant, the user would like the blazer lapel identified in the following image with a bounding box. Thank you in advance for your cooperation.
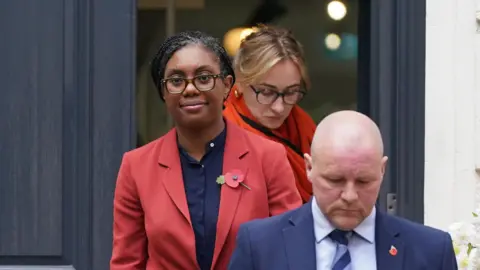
[212,122,250,268]
[282,201,316,270]
[375,210,405,270]
[157,129,191,225]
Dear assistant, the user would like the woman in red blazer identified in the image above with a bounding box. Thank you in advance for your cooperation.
[110,30,302,270]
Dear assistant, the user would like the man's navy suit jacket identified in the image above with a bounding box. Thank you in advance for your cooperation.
[228,201,457,270]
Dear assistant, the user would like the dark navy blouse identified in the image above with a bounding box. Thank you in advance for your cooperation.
[178,128,226,270]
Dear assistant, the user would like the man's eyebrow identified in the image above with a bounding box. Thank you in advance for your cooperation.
[320,172,342,178]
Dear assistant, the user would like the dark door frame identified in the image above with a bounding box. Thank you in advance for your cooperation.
[84,1,427,269]
[358,0,426,223]
[75,1,428,268]
[62,0,136,269]
[71,1,137,269]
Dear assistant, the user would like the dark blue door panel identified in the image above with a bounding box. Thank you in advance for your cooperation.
[0,0,136,269]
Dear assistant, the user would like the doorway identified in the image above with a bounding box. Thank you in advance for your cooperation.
[0,0,425,269]
[134,0,426,223]
[134,0,426,224]
[135,0,359,146]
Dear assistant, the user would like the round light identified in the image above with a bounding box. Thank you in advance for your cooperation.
[325,33,342,50]
[327,1,347,21]
[223,27,257,56]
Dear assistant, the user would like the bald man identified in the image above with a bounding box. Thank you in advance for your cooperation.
[228,111,457,270]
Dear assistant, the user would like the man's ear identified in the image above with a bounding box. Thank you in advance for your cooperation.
[304,153,313,183]
[381,156,388,176]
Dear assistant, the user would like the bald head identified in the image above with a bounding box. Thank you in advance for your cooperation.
[305,110,387,230]
[311,110,384,159]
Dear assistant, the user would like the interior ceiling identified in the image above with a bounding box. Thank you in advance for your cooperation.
[137,0,359,75]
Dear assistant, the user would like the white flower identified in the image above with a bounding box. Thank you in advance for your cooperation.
[457,248,470,269]
[449,222,476,245]
[448,211,480,269]
[471,217,480,247]
[468,248,480,270]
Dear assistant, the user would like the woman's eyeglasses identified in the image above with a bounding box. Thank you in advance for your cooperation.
[250,85,306,105]
[161,74,223,94]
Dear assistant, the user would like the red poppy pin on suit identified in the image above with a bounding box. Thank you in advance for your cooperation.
[216,169,250,190]
[389,245,398,256]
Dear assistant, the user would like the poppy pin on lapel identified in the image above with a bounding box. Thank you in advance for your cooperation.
[389,245,398,256]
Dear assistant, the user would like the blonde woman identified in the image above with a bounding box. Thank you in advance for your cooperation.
[223,25,316,203]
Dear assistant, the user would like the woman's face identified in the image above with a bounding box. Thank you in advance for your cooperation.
[162,44,233,129]
[239,60,304,129]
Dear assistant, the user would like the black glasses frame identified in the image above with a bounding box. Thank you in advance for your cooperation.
[250,85,307,105]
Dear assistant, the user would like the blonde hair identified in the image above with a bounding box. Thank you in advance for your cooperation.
[233,25,310,89]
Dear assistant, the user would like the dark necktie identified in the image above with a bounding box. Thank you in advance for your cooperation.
[328,229,352,270]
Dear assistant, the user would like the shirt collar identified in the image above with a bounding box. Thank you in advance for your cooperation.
[177,125,227,155]
[311,197,376,244]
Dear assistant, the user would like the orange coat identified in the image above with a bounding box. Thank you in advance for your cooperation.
[223,86,316,203]
[110,120,302,270]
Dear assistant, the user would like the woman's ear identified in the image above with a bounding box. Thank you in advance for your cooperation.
[161,88,167,101]
[223,75,234,93]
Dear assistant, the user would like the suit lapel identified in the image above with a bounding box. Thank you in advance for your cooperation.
[212,122,250,268]
[375,210,405,270]
[282,201,316,270]
[157,129,192,225]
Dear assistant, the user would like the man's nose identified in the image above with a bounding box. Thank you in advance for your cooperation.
[341,183,358,203]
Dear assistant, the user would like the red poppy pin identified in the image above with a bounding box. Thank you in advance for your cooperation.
[389,245,397,256]
[216,169,250,190]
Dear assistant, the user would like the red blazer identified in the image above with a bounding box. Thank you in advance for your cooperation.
[110,121,302,270]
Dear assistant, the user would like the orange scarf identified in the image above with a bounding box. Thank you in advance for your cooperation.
[223,85,316,203]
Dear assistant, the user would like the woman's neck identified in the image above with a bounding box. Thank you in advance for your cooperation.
[176,118,225,160]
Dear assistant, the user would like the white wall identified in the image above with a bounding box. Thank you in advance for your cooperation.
[424,0,480,230]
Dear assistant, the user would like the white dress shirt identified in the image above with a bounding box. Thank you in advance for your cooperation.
[312,197,377,270]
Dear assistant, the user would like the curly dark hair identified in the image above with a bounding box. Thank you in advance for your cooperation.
[150,30,236,101]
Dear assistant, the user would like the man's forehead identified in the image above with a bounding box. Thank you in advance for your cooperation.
[314,141,378,159]
[317,152,380,177]
[322,149,376,162]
